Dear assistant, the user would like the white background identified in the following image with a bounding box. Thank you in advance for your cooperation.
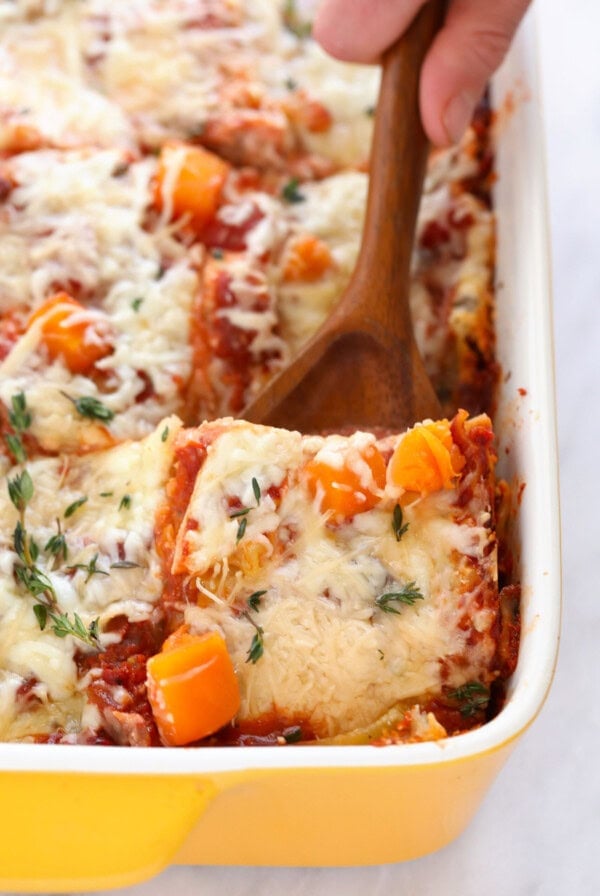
[8,0,600,893]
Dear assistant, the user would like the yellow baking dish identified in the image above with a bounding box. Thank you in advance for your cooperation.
[0,10,560,892]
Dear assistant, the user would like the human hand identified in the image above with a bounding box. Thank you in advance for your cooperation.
[313,0,531,146]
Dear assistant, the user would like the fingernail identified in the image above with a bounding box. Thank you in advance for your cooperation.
[443,92,475,144]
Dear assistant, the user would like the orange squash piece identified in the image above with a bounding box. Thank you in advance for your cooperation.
[28,292,111,374]
[305,443,387,521]
[147,628,240,746]
[154,142,230,230]
[282,234,334,283]
[389,420,465,496]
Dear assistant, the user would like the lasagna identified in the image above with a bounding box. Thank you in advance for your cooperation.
[0,0,517,746]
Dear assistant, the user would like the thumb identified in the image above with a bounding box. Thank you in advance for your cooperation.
[421,0,531,145]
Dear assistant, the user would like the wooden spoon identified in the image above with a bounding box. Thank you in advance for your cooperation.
[241,0,445,433]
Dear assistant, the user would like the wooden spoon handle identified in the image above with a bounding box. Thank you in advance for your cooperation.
[349,0,446,326]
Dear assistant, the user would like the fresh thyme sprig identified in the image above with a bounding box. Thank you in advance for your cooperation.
[375,581,424,615]
[230,477,262,542]
[35,606,101,651]
[7,470,101,650]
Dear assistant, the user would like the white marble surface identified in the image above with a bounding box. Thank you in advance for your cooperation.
[8,1,599,893]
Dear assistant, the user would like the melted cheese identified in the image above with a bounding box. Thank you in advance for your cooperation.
[0,418,180,739]
[179,420,497,738]
[0,149,197,449]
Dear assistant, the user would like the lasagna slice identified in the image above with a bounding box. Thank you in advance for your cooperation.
[0,411,517,746]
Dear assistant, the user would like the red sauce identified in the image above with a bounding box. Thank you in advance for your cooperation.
[200,203,264,252]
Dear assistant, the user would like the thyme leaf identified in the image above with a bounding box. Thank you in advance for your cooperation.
[45,521,68,564]
[5,434,26,464]
[242,610,264,663]
[392,503,409,541]
[62,392,114,422]
[33,603,48,630]
[246,630,264,664]
[247,590,267,612]
[281,177,305,204]
[236,516,248,542]
[252,477,261,505]
[64,496,88,518]
[375,582,424,615]
[7,469,34,513]
[9,391,32,432]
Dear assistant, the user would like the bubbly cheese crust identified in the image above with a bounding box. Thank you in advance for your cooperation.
[170,416,499,739]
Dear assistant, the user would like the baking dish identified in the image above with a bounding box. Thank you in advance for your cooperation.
[0,9,560,892]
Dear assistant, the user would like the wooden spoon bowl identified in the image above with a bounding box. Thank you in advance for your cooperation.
[242,1,445,433]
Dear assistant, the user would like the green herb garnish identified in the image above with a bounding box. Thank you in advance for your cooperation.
[161,425,169,442]
[242,610,264,664]
[9,392,32,432]
[236,516,248,542]
[246,629,264,664]
[67,553,109,583]
[281,177,305,204]
[5,434,26,464]
[247,590,267,612]
[45,521,68,564]
[45,610,101,650]
[119,494,131,511]
[447,682,490,717]
[64,496,88,518]
[62,392,114,422]
[392,503,409,541]
[5,392,32,463]
[375,581,424,615]
[7,469,34,513]
[9,468,100,650]
[252,477,261,505]
[131,297,144,312]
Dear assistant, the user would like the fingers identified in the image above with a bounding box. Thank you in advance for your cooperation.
[420,0,531,145]
[314,0,531,146]
[313,0,428,64]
